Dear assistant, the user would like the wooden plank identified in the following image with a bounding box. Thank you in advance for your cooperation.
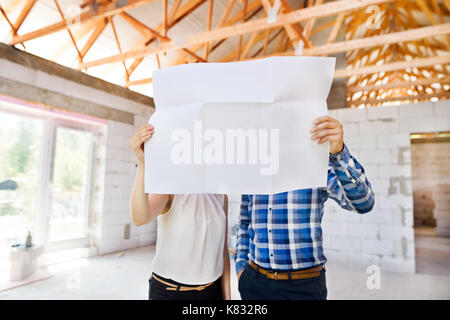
[334,55,450,78]
[237,0,248,61]
[303,0,325,40]
[264,23,450,58]
[163,0,168,37]
[203,0,214,60]
[123,0,208,75]
[125,77,153,87]
[0,76,136,124]
[79,20,450,69]
[80,19,108,58]
[327,12,345,44]
[11,0,157,45]
[109,16,129,79]
[53,0,83,61]
[347,76,450,93]
[0,43,153,106]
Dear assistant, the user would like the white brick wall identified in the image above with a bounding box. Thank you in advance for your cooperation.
[0,57,157,257]
[228,100,450,274]
[97,111,156,255]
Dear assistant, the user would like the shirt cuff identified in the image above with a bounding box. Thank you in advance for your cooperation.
[329,143,351,165]
[235,261,248,275]
[329,144,360,183]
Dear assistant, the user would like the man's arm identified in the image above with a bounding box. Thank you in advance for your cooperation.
[235,194,251,277]
[310,115,374,214]
[327,144,375,213]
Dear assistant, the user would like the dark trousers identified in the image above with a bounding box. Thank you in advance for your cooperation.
[238,264,327,300]
[149,273,223,300]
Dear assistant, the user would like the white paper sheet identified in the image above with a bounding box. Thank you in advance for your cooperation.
[145,56,336,194]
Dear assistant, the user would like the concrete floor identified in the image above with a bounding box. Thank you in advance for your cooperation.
[0,245,449,300]
[415,235,450,276]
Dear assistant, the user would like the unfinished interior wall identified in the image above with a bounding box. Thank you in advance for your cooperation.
[0,46,156,257]
[228,100,450,274]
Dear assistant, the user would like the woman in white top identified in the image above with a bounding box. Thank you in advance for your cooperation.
[129,124,231,300]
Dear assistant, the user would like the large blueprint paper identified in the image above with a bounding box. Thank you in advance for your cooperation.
[145,56,336,194]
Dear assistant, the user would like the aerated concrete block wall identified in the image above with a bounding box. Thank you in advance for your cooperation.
[96,112,157,255]
[322,100,450,273]
[227,100,450,274]
[411,141,450,232]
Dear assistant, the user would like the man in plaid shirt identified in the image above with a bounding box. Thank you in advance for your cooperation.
[235,115,375,300]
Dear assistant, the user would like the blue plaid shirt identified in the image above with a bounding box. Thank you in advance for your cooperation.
[235,144,375,274]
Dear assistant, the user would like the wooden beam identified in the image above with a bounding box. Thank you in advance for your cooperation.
[109,16,129,80]
[416,0,438,25]
[125,77,153,87]
[347,76,450,93]
[163,0,168,37]
[203,0,214,60]
[278,0,311,48]
[120,12,170,41]
[53,0,83,61]
[327,12,345,44]
[237,0,248,61]
[170,0,236,65]
[80,19,108,58]
[264,23,450,58]
[13,0,36,32]
[122,0,208,76]
[305,23,450,56]
[351,92,450,106]
[334,55,450,78]
[80,21,450,69]
[303,0,325,40]
[11,0,157,45]
[188,0,399,44]
[0,5,16,34]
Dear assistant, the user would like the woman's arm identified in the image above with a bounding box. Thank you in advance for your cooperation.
[129,124,172,226]
[221,195,231,300]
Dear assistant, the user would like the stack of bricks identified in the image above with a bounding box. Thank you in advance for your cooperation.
[434,183,450,237]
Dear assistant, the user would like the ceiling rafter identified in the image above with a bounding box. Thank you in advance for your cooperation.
[1,0,448,107]
[10,0,157,45]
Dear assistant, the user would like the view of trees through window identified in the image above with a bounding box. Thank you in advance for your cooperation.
[0,109,94,257]
[0,112,42,251]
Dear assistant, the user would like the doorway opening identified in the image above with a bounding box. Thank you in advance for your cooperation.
[411,132,450,276]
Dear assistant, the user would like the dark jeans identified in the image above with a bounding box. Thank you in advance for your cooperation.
[148,273,223,300]
[238,263,327,300]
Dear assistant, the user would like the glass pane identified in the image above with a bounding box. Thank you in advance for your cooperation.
[0,111,42,255]
[48,127,92,242]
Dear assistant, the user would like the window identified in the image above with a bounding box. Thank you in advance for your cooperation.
[0,113,43,253]
[0,99,104,259]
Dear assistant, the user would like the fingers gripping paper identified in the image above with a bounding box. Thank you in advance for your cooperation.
[145,56,336,194]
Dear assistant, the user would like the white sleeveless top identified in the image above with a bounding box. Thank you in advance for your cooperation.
[151,194,226,285]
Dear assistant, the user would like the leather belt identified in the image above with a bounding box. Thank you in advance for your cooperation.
[152,274,215,292]
[249,260,323,280]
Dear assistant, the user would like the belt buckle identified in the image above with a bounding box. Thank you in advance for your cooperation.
[269,271,278,280]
